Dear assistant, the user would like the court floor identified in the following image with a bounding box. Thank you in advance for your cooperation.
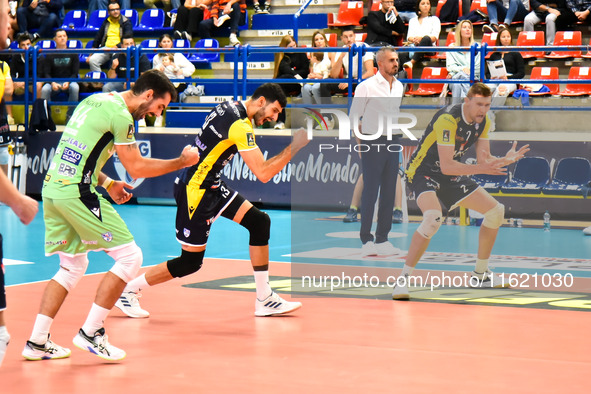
[1,203,591,393]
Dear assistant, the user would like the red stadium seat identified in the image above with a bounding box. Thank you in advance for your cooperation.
[436,0,463,26]
[582,38,591,58]
[527,67,559,96]
[545,31,582,59]
[481,32,497,59]
[433,31,455,60]
[516,31,545,59]
[371,1,382,11]
[408,67,449,96]
[325,33,338,47]
[559,67,591,96]
[469,0,488,25]
[328,1,364,27]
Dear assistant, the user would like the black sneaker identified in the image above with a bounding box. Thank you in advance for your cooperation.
[343,208,358,223]
[392,209,403,224]
[173,30,182,40]
[482,24,497,34]
[31,32,40,43]
[262,3,271,13]
[253,3,263,13]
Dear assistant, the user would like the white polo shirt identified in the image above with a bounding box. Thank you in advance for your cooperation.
[349,71,404,137]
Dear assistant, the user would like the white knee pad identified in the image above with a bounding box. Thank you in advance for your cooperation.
[482,203,505,229]
[53,254,89,292]
[417,210,442,239]
[107,242,143,283]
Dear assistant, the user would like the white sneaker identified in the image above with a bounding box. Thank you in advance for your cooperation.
[154,115,164,127]
[583,226,591,235]
[255,291,302,317]
[137,119,146,127]
[375,241,401,256]
[361,241,377,257]
[216,14,231,27]
[73,328,126,361]
[7,114,15,125]
[22,334,71,361]
[392,274,410,300]
[273,121,285,129]
[470,270,509,288]
[115,291,150,318]
[0,330,9,367]
[229,33,241,46]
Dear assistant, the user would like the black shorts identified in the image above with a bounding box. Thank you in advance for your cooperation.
[174,179,245,247]
[407,173,480,209]
[0,234,5,311]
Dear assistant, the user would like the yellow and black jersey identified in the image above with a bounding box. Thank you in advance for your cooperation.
[406,103,490,182]
[178,100,258,189]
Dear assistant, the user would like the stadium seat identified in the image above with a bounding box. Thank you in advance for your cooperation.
[79,40,94,66]
[516,31,545,59]
[80,10,108,32]
[527,67,559,96]
[481,32,497,59]
[559,67,591,96]
[37,40,56,50]
[436,0,463,26]
[408,67,448,96]
[173,38,191,57]
[85,71,106,80]
[469,0,488,25]
[66,39,84,64]
[355,32,367,43]
[136,8,165,32]
[433,31,455,60]
[326,33,338,47]
[328,1,364,27]
[122,9,139,28]
[543,157,591,196]
[545,31,582,59]
[582,38,591,58]
[370,1,382,11]
[472,174,508,193]
[139,39,160,62]
[500,157,551,194]
[61,10,87,32]
[188,39,220,64]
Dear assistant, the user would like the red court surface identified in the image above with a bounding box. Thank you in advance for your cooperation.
[2,259,591,393]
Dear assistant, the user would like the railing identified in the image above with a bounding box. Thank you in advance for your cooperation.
[4,42,591,130]
[293,0,315,43]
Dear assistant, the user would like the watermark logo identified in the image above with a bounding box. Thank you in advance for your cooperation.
[303,107,330,131]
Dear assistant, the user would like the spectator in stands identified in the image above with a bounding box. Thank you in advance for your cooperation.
[404,0,441,68]
[152,33,195,126]
[174,0,212,42]
[89,0,130,14]
[0,55,13,174]
[199,0,246,47]
[485,27,523,130]
[103,34,151,93]
[524,0,576,45]
[253,0,271,14]
[567,0,591,25]
[40,28,79,106]
[88,1,133,72]
[329,26,375,94]
[144,0,181,12]
[6,32,42,123]
[482,0,529,33]
[446,20,480,100]
[301,30,335,128]
[272,34,309,129]
[16,0,62,39]
[365,0,406,47]
[395,0,418,22]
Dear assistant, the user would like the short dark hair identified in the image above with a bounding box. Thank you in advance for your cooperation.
[251,83,287,108]
[54,28,66,37]
[341,26,355,35]
[131,69,178,102]
[467,82,492,98]
[108,0,120,8]
[121,33,134,41]
[17,32,32,44]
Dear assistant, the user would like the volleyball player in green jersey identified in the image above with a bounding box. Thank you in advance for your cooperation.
[392,83,530,300]
[22,70,200,361]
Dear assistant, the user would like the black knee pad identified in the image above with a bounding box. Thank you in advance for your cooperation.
[167,250,205,278]
[240,207,271,246]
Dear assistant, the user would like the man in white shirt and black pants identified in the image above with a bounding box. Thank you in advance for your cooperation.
[349,46,404,257]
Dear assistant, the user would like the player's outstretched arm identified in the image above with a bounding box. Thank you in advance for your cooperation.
[500,141,530,166]
[438,143,507,176]
[0,169,38,225]
[240,128,310,183]
[115,143,200,180]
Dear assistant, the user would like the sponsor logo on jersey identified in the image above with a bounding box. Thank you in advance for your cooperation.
[57,163,77,177]
[127,124,134,140]
[209,124,222,138]
[45,240,68,246]
[61,147,82,165]
[114,140,150,188]
[91,207,101,218]
[44,174,52,182]
[81,239,98,245]
[442,129,450,143]
[83,170,93,184]
[246,132,255,147]
[216,105,225,116]
[195,136,207,151]
[62,137,87,151]
[102,232,113,242]
[183,228,191,238]
[206,216,216,225]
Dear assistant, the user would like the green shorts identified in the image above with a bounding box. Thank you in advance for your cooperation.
[43,193,134,256]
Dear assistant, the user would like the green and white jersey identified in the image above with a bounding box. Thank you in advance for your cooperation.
[43,92,136,199]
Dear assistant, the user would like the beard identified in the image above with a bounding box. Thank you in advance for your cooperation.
[131,100,153,121]
[252,108,266,126]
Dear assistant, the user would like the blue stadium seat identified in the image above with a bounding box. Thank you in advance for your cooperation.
[37,40,56,50]
[188,39,220,64]
[173,38,191,57]
[80,10,108,32]
[136,8,165,32]
[61,10,87,32]
[543,157,591,195]
[66,39,84,64]
[472,174,508,194]
[500,157,551,194]
[80,40,94,66]
[139,39,160,62]
[85,71,106,80]
[122,9,139,27]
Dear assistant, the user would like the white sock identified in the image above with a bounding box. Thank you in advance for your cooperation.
[254,271,272,300]
[401,264,414,277]
[81,303,110,336]
[125,273,150,293]
[0,326,9,368]
[475,258,489,274]
[29,314,53,345]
